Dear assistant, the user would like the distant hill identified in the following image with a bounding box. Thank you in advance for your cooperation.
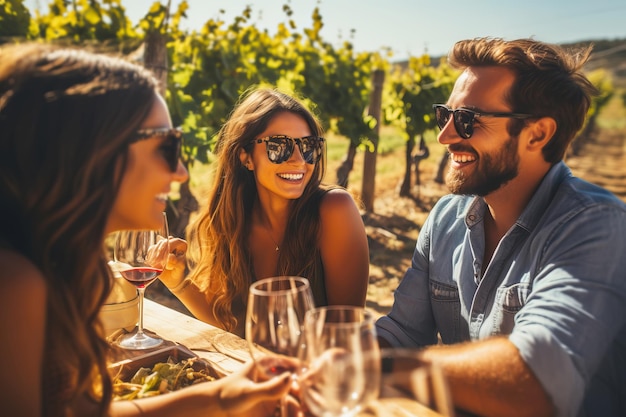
[566,38,626,88]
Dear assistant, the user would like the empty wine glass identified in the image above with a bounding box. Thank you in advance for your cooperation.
[300,306,381,417]
[245,276,315,416]
[373,348,455,417]
[112,212,169,349]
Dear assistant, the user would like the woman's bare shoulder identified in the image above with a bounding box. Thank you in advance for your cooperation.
[319,187,361,211]
[0,249,47,417]
[0,248,46,290]
[318,188,365,229]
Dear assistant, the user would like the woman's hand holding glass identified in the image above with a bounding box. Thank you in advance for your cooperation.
[212,360,294,417]
[147,234,188,290]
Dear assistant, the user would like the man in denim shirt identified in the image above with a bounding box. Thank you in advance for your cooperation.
[376,37,626,417]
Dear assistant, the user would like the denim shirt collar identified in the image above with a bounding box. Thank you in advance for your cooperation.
[516,161,571,231]
[464,161,571,232]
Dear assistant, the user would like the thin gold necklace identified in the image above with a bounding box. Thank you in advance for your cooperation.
[262,221,280,251]
[256,207,281,251]
[265,227,280,251]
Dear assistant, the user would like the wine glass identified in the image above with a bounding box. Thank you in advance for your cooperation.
[112,212,169,350]
[245,276,315,416]
[299,306,381,417]
[373,348,455,417]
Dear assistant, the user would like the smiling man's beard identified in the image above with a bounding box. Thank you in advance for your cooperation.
[446,135,520,197]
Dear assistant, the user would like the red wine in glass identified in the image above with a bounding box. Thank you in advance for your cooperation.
[119,267,164,289]
[113,212,169,350]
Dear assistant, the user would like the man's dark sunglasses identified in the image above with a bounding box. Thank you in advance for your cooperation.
[433,104,535,139]
[253,135,325,165]
[130,127,183,172]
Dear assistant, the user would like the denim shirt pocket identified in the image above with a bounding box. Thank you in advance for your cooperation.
[492,283,530,335]
[430,280,463,343]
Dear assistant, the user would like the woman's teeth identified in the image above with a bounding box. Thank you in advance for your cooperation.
[278,173,304,180]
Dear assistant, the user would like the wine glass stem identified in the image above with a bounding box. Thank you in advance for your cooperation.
[136,287,146,336]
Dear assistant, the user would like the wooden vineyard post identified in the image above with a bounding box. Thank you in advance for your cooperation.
[361,69,385,213]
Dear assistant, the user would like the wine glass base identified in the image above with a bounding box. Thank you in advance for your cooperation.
[115,331,163,350]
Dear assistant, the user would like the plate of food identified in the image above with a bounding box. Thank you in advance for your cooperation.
[109,344,222,400]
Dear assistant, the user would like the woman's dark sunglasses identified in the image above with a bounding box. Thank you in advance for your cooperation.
[253,135,325,165]
[433,104,535,139]
[130,127,183,172]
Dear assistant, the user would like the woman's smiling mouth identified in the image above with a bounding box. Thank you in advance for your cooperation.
[277,172,304,181]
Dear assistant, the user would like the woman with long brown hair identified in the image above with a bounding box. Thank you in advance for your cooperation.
[0,43,291,417]
[160,88,370,337]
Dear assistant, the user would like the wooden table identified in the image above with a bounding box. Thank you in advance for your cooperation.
[109,299,445,417]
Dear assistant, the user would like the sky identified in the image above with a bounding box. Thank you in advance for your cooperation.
[24,0,626,60]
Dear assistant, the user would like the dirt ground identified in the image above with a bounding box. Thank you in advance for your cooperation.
[148,103,626,320]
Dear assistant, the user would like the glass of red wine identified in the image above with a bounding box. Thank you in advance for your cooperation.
[112,212,169,349]
[245,276,315,416]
